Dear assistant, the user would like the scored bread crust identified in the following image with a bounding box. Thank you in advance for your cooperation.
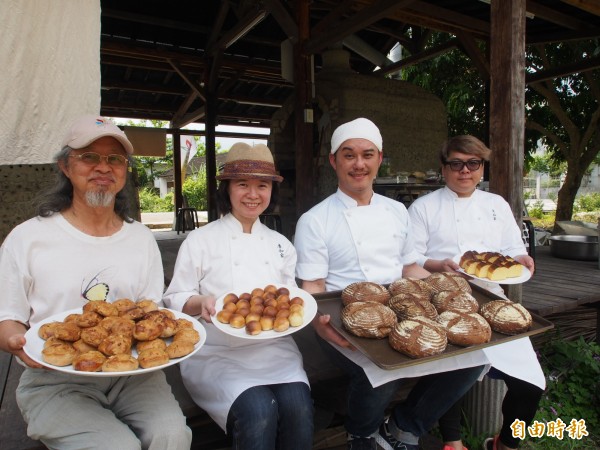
[388,293,438,321]
[388,278,434,298]
[436,310,491,346]
[425,272,472,294]
[388,316,447,358]
[341,301,397,338]
[341,282,391,306]
[480,300,532,335]
[431,290,479,314]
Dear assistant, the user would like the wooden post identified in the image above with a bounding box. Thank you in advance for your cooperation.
[173,129,182,212]
[294,0,314,217]
[488,0,526,303]
[205,89,218,222]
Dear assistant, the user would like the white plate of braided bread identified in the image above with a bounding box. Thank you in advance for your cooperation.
[213,284,317,339]
[24,304,206,376]
[453,251,531,284]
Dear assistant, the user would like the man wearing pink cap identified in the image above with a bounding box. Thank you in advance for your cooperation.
[295,118,485,450]
[0,115,191,449]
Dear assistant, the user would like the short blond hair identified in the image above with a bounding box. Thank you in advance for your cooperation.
[440,135,491,163]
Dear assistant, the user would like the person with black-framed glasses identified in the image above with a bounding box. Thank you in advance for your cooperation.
[408,135,543,450]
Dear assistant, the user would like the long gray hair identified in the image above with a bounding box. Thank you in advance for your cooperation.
[36,146,134,222]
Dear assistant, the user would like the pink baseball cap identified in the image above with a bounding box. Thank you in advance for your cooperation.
[62,115,134,154]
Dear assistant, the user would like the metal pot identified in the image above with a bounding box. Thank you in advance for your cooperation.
[548,235,599,261]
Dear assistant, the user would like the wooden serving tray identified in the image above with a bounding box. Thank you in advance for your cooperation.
[315,284,554,370]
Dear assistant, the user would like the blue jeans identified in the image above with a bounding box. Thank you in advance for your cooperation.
[226,382,314,450]
[317,335,484,438]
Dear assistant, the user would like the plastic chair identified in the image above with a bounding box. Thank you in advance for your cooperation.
[522,219,536,259]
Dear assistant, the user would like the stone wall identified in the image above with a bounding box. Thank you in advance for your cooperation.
[0,164,141,245]
[0,164,56,244]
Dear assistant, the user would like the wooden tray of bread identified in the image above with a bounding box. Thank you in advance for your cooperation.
[315,283,553,370]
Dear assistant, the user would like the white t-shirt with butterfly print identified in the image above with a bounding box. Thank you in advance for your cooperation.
[0,213,164,328]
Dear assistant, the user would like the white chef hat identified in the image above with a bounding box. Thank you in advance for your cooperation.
[330,117,382,154]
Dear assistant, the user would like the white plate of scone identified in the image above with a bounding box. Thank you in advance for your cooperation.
[213,284,317,340]
[24,304,206,376]
[453,251,531,284]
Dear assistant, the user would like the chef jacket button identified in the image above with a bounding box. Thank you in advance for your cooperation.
[234,261,240,266]
[265,261,269,265]
[365,267,370,272]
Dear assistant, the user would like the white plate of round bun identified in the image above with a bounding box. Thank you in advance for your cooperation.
[453,251,531,284]
[213,284,317,340]
[24,306,206,376]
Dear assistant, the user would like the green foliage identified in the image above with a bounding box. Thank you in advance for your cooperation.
[528,200,545,219]
[138,187,173,212]
[182,166,208,210]
[574,193,600,213]
[524,337,600,449]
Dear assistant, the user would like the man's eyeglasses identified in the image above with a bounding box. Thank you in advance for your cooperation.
[70,152,129,167]
[444,159,484,172]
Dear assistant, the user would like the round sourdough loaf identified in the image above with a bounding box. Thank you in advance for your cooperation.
[341,302,397,338]
[341,281,391,306]
[388,316,447,358]
[480,300,532,335]
[388,293,438,320]
[425,272,472,293]
[431,290,479,313]
[388,278,434,298]
[436,310,491,346]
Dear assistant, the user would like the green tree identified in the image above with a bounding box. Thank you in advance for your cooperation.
[403,33,600,226]
[525,39,600,224]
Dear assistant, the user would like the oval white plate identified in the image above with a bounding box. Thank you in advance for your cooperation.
[23,308,206,376]
[213,285,317,340]
[453,254,531,285]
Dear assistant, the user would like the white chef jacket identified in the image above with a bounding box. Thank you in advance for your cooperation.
[294,189,490,387]
[408,187,546,389]
[163,213,309,430]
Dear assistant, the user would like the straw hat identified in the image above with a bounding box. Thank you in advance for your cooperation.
[216,142,283,182]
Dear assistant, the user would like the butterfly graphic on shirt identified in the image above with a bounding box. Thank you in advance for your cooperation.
[80,268,114,302]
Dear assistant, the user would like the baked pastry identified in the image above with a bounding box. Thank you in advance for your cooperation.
[459,251,524,281]
[98,334,132,356]
[341,302,397,339]
[83,300,118,317]
[431,291,479,314]
[388,278,434,298]
[136,338,167,353]
[133,319,164,341]
[173,328,200,345]
[38,322,60,340]
[80,325,109,347]
[119,306,145,321]
[41,342,77,366]
[341,282,391,306]
[245,320,262,336]
[106,317,136,337]
[72,350,106,372]
[112,298,137,313]
[137,348,169,369]
[136,299,159,313]
[388,317,447,358]
[436,311,492,346]
[388,293,438,320]
[480,300,532,335]
[102,354,139,372]
[72,338,97,353]
[425,272,472,294]
[54,322,82,342]
[166,340,195,358]
[75,311,103,328]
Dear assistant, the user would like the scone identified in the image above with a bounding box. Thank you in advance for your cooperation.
[102,354,139,372]
[137,348,169,369]
[41,342,77,366]
[72,350,106,372]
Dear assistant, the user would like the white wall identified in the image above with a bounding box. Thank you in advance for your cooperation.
[0,0,101,164]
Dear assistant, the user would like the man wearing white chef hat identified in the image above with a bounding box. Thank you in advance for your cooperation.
[408,135,544,450]
[0,114,191,449]
[295,117,486,450]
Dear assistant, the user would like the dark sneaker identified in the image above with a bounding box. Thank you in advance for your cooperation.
[374,420,419,450]
[483,435,498,450]
[347,434,377,450]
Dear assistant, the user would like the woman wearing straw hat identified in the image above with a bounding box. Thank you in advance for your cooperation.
[163,143,313,450]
